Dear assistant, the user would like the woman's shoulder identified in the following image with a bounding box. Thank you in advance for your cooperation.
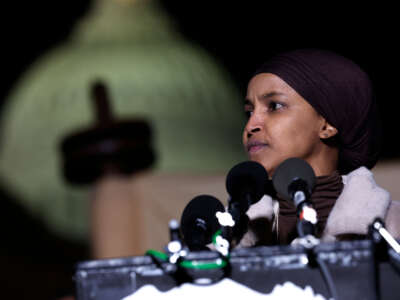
[324,166,399,239]
[343,165,400,236]
[323,166,390,238]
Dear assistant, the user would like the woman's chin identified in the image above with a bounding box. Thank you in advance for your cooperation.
[248,158,273,176]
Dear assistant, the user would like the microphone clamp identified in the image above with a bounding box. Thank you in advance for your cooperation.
[299,204,318,225]
[214,234,230,257]
[213,211,236,256]
[166,219,188,264]
[216,211,235,227]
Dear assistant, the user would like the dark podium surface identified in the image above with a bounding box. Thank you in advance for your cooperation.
[75,240,400,300]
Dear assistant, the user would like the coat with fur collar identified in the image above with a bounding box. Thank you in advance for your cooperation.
[238,167,400,248]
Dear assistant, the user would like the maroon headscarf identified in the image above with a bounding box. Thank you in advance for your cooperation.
[254,49,381,174]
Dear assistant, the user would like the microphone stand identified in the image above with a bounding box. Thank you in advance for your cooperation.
[369,218,400,300]
[290,183,339,300]
[213,195,251,257]
[289,179,319,244]
[166,219,188,264]
[370,218,400,254]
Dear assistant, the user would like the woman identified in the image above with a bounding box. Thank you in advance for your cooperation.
[239,49,400,246]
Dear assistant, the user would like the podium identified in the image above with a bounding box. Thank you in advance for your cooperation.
[74,240,400,300]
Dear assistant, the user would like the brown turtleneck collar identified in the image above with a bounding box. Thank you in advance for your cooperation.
[277,170,344,244]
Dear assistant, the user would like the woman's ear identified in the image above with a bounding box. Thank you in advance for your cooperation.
[319,120,338,139]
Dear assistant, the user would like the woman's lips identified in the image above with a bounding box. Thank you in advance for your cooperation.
[247,141,268,153]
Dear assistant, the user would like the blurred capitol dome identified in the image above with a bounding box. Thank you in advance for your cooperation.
[0,0,245,242]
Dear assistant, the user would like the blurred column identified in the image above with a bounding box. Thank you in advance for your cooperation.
[0,0,246,258]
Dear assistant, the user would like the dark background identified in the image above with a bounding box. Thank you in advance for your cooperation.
[0,1,399,156]
[0,1,398,299]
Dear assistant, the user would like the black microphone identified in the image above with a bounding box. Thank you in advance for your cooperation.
[272,157,317,237]
[226,161,269,220]
[224,161,270,244]
[272,157,316,205]
[180,195,225,251]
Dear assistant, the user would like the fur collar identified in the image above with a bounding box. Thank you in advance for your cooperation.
[322,167,391,241]
[242,167,391,247]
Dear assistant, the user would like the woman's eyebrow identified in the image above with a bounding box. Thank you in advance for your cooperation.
[244,91,286,105]
[261,91,286,99]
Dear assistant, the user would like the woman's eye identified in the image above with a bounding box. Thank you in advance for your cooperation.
[269,101,284,111]
[244,110,253,118]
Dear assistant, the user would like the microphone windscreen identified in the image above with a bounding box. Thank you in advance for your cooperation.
[272,157,316,201]
[226,161,269,204]
[180,195,225,247]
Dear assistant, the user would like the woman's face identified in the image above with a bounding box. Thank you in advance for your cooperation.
[243,73,326,176]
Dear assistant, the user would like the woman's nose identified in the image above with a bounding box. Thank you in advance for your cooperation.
[247,127,261,138]
[245,115,262,138]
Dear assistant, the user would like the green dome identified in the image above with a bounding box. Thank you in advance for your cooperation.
[0,0,246,241]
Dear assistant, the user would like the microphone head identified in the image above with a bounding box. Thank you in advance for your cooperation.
[180,195,225,250]
[272,158,316,202]
[226,161,269,204]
